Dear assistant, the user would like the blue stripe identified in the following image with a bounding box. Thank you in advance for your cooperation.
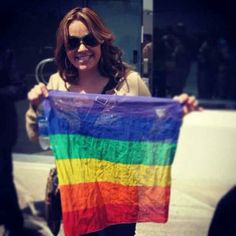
[43,90,182,142]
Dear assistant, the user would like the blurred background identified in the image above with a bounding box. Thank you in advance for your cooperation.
[1,0,235,153]
[0,1,235,235]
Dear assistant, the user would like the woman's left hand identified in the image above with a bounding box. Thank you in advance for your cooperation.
[173,93,203,116]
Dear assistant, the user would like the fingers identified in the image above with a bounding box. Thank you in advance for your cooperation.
[183,97,196,115]
[173,93,189,103]
[27,83,48,108]
[173,93,203,116]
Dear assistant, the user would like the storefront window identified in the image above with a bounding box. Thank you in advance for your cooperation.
[143,0,236,108]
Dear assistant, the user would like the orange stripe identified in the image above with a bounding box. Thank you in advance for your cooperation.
[60,182,170,212]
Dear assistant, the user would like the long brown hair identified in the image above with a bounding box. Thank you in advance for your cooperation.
[54,7,131,84]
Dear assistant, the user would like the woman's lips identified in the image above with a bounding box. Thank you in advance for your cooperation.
[76,53,93,63]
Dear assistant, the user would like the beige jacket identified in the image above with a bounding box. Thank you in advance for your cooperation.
[25,71,151,141]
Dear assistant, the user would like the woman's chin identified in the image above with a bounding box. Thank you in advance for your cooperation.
[78,64,92,71]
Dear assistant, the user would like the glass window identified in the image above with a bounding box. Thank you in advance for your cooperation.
[143,0,236,109]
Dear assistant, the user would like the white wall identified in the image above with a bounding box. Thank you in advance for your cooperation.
[172,110,236,205]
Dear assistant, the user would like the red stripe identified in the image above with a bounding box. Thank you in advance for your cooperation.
[59,182,171,235]
[63,204,169,236]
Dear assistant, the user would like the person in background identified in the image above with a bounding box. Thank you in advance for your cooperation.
[0,13,27,236]
[208,186,236,236]
[142,34,152,78]
[25,7,201,236]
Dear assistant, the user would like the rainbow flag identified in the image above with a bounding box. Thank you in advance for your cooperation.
[42,90,183,236]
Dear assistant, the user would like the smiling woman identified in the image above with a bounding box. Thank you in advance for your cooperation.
[26,6,151,236]
[53,7,129,90]
[66,20,102,76]
[25,6,200,236]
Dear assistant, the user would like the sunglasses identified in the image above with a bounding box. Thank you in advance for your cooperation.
[67,33,99,50]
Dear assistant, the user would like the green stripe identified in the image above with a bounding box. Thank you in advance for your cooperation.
[49,134,177,166]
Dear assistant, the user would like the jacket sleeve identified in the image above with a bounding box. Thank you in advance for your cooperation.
[25,74,57,142]
[117,71,151,96]
[136,75,151,96]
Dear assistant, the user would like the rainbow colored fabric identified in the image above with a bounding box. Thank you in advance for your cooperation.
[42,90,183,236]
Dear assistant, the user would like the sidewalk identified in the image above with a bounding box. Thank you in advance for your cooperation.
[0,169,217,236]
[2,154,229,236]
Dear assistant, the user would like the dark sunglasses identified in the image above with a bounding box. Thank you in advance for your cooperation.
[67,33,99,50]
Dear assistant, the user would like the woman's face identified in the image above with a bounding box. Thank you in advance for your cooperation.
[66,20,101,72]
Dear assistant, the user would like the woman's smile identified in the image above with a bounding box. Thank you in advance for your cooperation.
[67,20,102,72]
[75,52,94,63]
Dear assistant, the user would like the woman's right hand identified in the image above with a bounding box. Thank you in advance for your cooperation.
[27,82,48,108]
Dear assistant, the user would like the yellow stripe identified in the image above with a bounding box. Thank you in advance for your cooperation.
[56,158,171,187]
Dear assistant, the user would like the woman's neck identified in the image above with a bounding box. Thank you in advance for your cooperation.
[73,69,109,94]
[79,69,102,86]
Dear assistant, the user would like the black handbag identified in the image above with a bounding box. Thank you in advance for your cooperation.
[45,167,61,236]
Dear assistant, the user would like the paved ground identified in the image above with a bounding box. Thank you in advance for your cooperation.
[0,152,233,236]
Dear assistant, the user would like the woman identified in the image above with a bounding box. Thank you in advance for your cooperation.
[26,7,200,236]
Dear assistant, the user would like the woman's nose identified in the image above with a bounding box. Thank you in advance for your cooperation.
[77,42,87,51]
